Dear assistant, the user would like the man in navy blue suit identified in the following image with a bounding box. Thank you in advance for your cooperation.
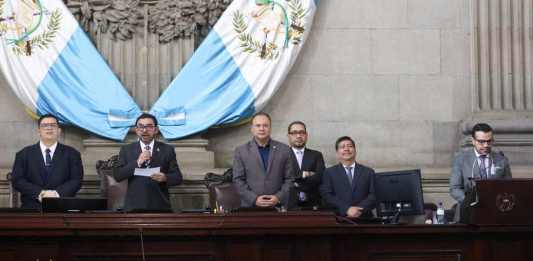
[11,114,83,209]
[320,136,375,218]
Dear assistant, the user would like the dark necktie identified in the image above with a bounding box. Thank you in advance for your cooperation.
[345,166,353,185]
[479,155,488,179]
[45,148,52,167]
[44,148,52,182]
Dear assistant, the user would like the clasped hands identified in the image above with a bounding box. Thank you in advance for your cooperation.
[38,190,59,202]
[255,195,280,207]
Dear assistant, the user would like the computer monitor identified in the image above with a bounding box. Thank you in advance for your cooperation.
[374,169,424,222]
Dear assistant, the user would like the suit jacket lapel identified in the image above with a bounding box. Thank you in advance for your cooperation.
[266,142,277,176]
[249,141,266,175]
[467,149,481,179]
[352,164,363,191]
[151,141,160,166]
[32,143,46,186]
[48,144,65,184]
[336,164,352,191]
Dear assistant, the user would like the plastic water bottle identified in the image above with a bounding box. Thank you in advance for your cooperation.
[436,202,446,224]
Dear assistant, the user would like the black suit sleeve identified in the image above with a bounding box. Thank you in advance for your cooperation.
[115,145,138,182]
[11,149,42,200]
[301,151,325,189]
[162,146,182,186]
[55,148,83,197]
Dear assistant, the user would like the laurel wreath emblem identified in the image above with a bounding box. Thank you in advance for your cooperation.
[10,9,62,56]
[233,0,307,60]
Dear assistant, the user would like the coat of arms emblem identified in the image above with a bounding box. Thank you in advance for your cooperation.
[233,0,307,60]
[0,0,62,56]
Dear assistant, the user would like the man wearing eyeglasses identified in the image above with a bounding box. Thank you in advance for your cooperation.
[286,121,325,210]
[114,113,183,211]
[11,114,83,209]
[449,123,512,220]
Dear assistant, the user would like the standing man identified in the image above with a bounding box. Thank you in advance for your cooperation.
[11,114,83,209]
[114,113,183,211]
[287,121,325,209]
[232,112,296,209]
[320,136,375,218]
[449,123,512,220]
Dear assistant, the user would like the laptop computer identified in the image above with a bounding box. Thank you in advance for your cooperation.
[41,197,107,213]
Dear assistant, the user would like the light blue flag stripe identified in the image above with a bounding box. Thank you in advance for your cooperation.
[151,30,256,139]
[36,27,141,140]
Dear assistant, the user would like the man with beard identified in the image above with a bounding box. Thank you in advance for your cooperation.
[449,123,512,220]
[320,136,376,218]
[115,113,183,211]
[286,121,325,210]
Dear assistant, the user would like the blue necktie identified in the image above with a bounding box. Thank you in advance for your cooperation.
[345,166,353,185]
[44,148,52,182]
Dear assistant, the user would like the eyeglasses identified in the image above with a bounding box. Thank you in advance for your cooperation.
[39,123,58,129]
[136,124,155,130]
[289,131,307,135]
[475,139,494,145]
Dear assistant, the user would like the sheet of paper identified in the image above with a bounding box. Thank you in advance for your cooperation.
[134,167,160,177]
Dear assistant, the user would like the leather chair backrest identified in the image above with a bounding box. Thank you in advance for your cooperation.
[208,182,240,212]
[96,156,127,210]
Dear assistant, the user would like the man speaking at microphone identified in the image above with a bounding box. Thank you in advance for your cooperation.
[449,123,512,221]
[114,113,183,211]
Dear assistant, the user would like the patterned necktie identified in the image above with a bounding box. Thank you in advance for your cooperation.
[144,145,151,167]
[479,155,488,179]
[345,166,353,185]
[45,148,52,167]
[295,150,303,169]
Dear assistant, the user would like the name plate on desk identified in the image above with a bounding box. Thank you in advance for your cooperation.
[469,178,533,225]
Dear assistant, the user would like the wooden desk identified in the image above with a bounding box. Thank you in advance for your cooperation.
[0,211,531,261]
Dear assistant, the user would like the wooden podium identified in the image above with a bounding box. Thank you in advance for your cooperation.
[469,178,533,225]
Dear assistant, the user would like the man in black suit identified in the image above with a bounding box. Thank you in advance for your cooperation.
[287,121,325,210]
[114,113,183,211]
[320,136,375,218]
[11,114,83,209]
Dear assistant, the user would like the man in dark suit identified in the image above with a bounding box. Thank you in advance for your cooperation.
[114,113,183,211]
[320,136,375,218]
[286,121,325,209]
[11,114,83,209]
[232,112,296,209]
[449,123,512,221]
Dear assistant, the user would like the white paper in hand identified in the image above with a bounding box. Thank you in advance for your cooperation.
[134,167,160,177]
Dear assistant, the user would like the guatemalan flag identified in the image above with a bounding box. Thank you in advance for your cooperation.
[0,0,140,140]
[151,0,318,139]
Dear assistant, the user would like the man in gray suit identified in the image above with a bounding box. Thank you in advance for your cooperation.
[232,112,296,209]
[449,123,512,219]
[115,113,183,211]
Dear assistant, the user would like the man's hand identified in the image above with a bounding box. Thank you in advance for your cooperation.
[38,190,60,202]
[150,172,167,183]
[137,151,151,167]
[255,195,280,207]
[346,206,364,218]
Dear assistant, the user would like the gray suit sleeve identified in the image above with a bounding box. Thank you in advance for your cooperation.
[232,148,258,206]
[275,150,296,206]
[449,152,465,203]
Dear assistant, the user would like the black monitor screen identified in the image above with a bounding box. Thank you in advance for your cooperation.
[374,169,424,217]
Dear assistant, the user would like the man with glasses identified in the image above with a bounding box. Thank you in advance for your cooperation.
[233,112,296,209]
[115,113,183,211]
[449,123,512,221]
[11,114,83,209]
[320,136,376,218]
[286,121,325,210]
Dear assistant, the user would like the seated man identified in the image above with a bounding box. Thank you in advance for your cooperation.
[11,114,83,209]
[232,112,296,209]
[320,136,375,218]
[286,121,325,209]
[449,123,512,220]
[114,113,183,211]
